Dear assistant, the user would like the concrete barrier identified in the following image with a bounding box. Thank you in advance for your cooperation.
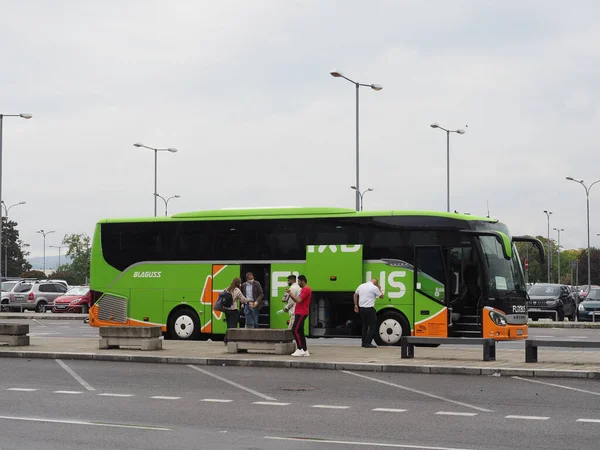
[0,323,30,346]
[225,329,295,355]
[99,326,162,351]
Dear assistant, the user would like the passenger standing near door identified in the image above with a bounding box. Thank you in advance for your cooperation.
[241,272,264,329]
[223,277,250,344]
[354,278,384,348]
[286,275,312,357]
[282,274,301,329]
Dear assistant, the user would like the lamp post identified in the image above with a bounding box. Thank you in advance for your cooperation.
[566,177,600,293]
[553,227,564,283]
[155,194,180,217]
[543,210,552,283]
[350,186,373,211]
[36,229,55,274]
[133,143,178,217]
[430,123,466,213]
[49,245,67,270]
[1,201,26,277]
[0,113,32,280]
[330,70,382,212]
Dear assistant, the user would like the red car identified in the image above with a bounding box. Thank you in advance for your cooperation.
[52,286,91,313]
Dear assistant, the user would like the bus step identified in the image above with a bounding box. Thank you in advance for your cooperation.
[450,330,482,337]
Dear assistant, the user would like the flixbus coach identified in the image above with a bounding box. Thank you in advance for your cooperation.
[88,207,544,345]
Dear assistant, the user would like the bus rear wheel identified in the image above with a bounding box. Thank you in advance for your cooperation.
[168,307,201,340]
[375,311,409,346]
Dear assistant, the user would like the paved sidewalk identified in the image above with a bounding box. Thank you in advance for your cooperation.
[1,336,599,379]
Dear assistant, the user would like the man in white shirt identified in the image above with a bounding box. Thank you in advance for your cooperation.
[354,278,384,348]
[282,275,301,329]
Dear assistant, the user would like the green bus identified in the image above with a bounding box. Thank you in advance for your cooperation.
[89,207,544,344]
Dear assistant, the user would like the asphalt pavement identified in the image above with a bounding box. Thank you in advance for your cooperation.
[1,358,599,449]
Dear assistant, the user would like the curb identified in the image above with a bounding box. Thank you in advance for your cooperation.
[0,350,598,379]
[528,322,600,329]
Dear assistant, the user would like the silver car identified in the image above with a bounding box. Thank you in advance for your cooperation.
[8,281,68,312]
[1,281,20,312]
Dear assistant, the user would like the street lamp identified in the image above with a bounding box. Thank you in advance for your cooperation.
[553,227,564,283]
[1,201,26,277]
[566,177,600,293]
[350,186,373,211]
[134,143,178,217]
[155,194,180,217]
[49,245,67,270]
[36,229,55,274]
[430,123,466,213]
[330,70,382,212]
[0,113,32,279]
[543,210,553,283]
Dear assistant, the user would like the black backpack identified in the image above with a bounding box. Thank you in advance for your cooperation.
[218,290,234,308]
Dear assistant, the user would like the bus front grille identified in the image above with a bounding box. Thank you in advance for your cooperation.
[97,294,127,323]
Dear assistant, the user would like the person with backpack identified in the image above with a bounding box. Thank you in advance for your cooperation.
[241,272,264,328]
[222,277,250,343]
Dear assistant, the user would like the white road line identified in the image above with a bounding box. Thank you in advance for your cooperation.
[53,391,83,395]
[6,388,37,392]
[264,436,475,449]
[32,319,47,327]
[0,415,171,431]
[312,405,349,409]
[98,393,134,398]
[505,415,549,420]
[188,364,276,401]
[373,408,407,413]
[568,336,588,339]
[253,401,290,406]
[342,371,493,413]
[577,418,600,423]
[150,396,180,400]
[201,399,233,403]
[513,376,600,396]
[435,412,477,417]
[55,359,95,391]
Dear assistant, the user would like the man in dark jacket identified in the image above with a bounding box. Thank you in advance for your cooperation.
[241,272,264,328]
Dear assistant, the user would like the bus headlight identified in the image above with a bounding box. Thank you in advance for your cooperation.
[489,310,507,326]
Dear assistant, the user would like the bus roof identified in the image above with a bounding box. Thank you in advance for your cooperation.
[98,207,498,224]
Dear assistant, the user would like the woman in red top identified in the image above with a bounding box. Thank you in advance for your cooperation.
[286,274,312,357]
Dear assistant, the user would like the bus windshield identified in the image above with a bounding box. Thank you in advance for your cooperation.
[479,235,526,297]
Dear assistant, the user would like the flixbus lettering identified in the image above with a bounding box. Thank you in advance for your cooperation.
[271,271,300,297]
[306,245,362,253]
[133,271,162,278]
[366,271,407,299]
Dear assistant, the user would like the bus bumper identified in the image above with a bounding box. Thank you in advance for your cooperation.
[482,307,528,341]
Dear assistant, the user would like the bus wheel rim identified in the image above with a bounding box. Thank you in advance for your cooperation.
[379,319,403,344]
[174,315,194,338]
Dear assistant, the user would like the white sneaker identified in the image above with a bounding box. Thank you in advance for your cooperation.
[302,351,310,357]
[291,349,305,357]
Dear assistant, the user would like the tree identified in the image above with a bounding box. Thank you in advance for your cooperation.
[19,270,46,279]
[576,248,600,286]
[1,218,32,277]
[515,236,550,284]
[59,233,91,285]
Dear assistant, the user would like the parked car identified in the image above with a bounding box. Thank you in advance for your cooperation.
[527,283,577,321]
[577,288,600,322]
[578,285,600,299]
[52,286,91,313]
[8,281,68,312]
[1,280,21,312]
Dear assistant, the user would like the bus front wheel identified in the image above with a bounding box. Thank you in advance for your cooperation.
[168,307,201,340]
[375,311,409,346]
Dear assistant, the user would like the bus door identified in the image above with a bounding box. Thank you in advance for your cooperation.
[205,264,241,335]
[413,245,449,337]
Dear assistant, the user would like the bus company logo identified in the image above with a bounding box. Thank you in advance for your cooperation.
[307,245,362,254]
[133,271,162,278]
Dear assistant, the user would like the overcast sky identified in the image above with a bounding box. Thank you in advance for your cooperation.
[2,0,600,259]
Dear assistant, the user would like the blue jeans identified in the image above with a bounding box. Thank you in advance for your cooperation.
[244,305,260,328]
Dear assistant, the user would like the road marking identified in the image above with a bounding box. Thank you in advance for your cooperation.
[435,411,477,417]
[150,396,180,400]
[312,405,349,409]
[505,415,549,420]
[55,359,95,391]
[568,336,588,339]
[53,391,83,395]
[32,319,47,327]
[373,408,407,413]
[253,401,290,406]
[342,371,493,413]
[577,418,600,423]
[201,399,233,403]
[6,388,37,392]
[513,376,600,396]
[188,365,276,401]
[0,415,171,431]
[264,436,475,449]
[98,393,134,398]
